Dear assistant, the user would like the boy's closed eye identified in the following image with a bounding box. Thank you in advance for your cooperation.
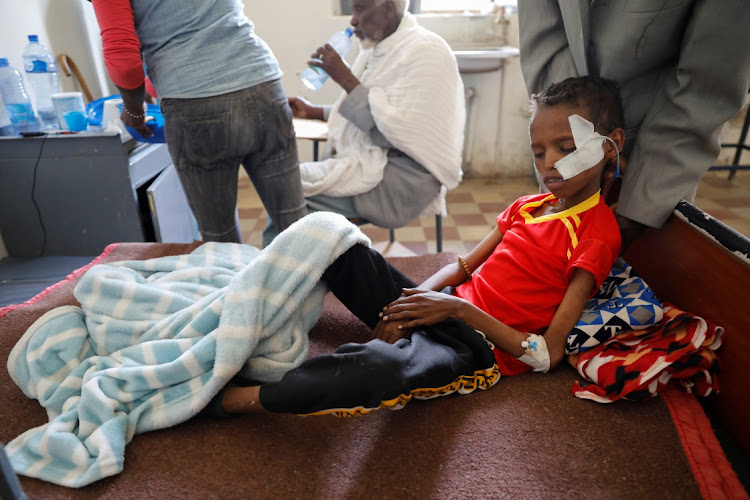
[532,145,577,159]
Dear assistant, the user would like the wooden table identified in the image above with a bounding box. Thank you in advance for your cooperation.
[292,118,328,161]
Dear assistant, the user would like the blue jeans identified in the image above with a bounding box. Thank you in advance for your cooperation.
[161,79,307,244]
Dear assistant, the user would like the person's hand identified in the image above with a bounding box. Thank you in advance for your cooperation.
[616,213,646,255]
[380,288,466,330]
[288,96,321,119]
[372,318,413,344]
[309,44,360,93]
[120,107,154,139]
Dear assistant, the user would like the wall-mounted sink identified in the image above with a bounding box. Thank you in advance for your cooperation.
[452,45,520,74]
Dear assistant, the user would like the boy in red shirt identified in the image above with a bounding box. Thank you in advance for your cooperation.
[207,75,624,417]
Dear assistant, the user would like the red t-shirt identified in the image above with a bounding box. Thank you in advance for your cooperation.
[455,191,620,374]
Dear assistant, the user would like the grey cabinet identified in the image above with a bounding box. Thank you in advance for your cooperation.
[147,163,199,243]
[0,133,198,257]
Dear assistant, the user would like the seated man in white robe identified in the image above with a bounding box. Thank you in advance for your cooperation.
[277,0,465,239]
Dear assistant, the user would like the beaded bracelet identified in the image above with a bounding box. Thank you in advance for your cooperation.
[458,256,472,281]
[122,106,146,119]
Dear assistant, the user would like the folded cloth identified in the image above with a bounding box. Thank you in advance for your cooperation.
[5,212,369,487]
[571,303,724,403]
[566,257,663,355]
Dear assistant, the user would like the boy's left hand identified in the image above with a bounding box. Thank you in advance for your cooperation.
[372,319,412,344]
[381,288,464,329]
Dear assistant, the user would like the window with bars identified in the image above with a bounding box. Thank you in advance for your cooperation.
[337,1,516,16]
[338,0,420,15]
[421,0,490,12]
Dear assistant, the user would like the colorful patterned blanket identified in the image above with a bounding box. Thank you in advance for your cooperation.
[571,304,724,402]
[5,212,369,487]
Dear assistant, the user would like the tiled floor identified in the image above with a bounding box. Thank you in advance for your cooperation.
[238,168,750,256]
[693,169,750,237]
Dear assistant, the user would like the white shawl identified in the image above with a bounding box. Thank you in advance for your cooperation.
[300,14,465,215]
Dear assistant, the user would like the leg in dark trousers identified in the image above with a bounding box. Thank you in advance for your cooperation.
[321,244,416,329]
[259,244,499,415]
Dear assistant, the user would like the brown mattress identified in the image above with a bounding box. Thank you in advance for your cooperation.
[0,242,742,499]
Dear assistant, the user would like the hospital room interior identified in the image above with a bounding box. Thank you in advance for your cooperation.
[1,0,749,498]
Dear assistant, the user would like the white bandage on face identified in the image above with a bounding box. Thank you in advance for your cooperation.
[554,114,619,180]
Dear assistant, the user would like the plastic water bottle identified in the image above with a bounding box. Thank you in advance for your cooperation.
[301,27,355,91]
[22,35,61,129]
[0,93,14,136]
[0,58,40,134]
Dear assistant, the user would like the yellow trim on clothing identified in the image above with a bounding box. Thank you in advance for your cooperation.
[517,191,599,260]
[299,364,502,418]
[520,191,601,225]
[569,215,583,259]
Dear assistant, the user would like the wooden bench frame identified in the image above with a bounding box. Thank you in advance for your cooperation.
[624,201,750,455]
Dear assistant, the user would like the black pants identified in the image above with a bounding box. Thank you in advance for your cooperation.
[259,244,499,416]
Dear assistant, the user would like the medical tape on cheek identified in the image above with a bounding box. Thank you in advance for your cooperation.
[554,114,607,180]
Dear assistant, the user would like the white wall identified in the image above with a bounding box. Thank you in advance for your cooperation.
[0,0,115,105]
[419,13,532,177]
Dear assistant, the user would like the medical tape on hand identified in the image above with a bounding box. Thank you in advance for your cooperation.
[517,334,551,373]
[554,114,620,180]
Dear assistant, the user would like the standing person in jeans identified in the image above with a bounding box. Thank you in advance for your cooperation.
[90,0,307,246]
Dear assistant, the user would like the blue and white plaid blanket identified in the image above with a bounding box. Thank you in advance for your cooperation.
[6,212,369,487]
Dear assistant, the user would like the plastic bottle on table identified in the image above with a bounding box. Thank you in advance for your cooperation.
[301,27,355,91]
[22,35,61,129]
[0,93,15,136]
[0,58,40,134]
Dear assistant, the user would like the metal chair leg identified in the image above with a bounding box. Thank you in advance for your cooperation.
[709,90,749,180]
[435,214,442,253]
[729,103,750,181]
[352,216,443,253]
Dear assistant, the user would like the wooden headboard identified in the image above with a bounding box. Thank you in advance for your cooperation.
[624,201,750,455]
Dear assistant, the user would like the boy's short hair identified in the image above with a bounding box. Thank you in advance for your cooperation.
[529,76,625,134]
